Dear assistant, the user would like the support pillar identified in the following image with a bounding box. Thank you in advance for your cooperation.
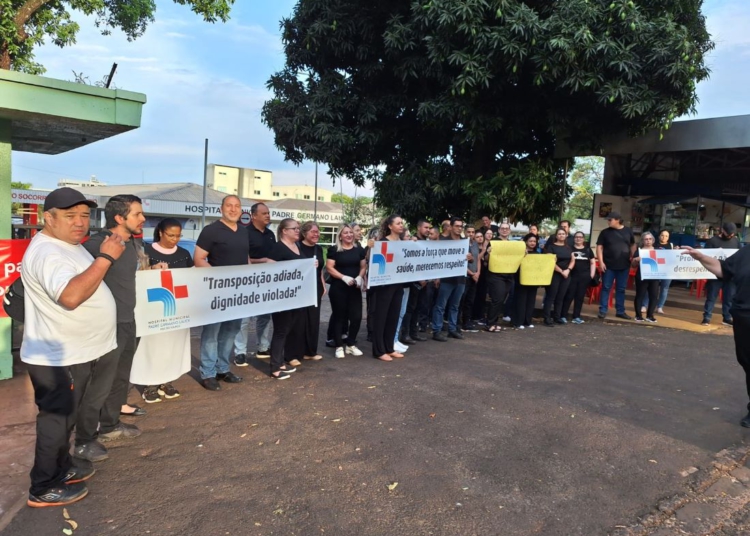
[0,119,12,379]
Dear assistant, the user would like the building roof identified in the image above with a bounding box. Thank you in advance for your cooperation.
[68,182,345,216]
[556,114,750,158]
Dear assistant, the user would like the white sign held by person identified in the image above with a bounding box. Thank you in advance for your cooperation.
[367,239,469,288]
[639,248,737,280]
[135,259,317,336]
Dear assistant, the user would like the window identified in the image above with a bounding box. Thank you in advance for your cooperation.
[218,186,227,192]
[318,196,325,201]
[304,195,311,200]
[295,194,301,199]
[254,190,261,195]
[218,171,227,176]
[272,192,280,197]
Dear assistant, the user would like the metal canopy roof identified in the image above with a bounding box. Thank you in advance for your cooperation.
[0,70,146,155]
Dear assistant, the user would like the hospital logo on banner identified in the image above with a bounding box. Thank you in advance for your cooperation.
[147,271,189,317]
[641,250,667,274]
[371,242,394,275]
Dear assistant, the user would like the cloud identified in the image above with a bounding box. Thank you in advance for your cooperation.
[165,32,191,39]
[704,0,750,51]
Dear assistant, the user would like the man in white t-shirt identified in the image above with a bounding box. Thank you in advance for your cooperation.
[21,188,125,508]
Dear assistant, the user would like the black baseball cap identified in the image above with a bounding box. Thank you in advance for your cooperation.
[606,211,622,220]
[722,222,737,235]
[43,187,98,212]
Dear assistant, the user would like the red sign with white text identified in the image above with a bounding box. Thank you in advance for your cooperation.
[0,239,31,317]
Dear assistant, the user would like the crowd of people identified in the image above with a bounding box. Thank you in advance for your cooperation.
[17,188,750,510]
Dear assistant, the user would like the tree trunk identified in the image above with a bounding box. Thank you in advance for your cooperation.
[0,47,10,70]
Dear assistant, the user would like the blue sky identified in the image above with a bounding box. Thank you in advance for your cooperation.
[10,0,750,196]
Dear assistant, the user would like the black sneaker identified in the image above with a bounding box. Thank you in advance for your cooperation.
[279,365,297,374]
[635,316,644,322]
[217,371,243,383]
[597,312,606,319]
[723,318,734,327]
[432,331,448,342]
[28,482,88,508]
[271,371,291,380]
[448,331,464,340]
[543,319,555,327]
[401,336,417,345]
[201,377,221,391]
[73,441,108,463]
[62,463,95,485]
[462,323,480,333]
[234,353,248,367]
[142,386,162,403]
[256,349,271,359]
[645,317,657,323]
[615,313,633,320]
[742,405,750,428]
[325,339,336,348]
[158,383,180,399]
[411,333,428,341]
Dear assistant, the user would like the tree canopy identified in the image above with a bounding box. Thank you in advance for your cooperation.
[564,156,603,221]
[0,0,234,73]
[263,0,713,224]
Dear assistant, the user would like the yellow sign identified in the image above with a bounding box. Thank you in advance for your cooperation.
[488,240,526,274]
[519,254,556,286]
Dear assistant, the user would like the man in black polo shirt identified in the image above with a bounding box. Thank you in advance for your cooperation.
[195,195,249,391]
[233,202,276,365]
[596,212,636,320]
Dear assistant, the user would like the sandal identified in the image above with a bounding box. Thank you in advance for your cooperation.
[486,325,503,333]
[376,354,393,362]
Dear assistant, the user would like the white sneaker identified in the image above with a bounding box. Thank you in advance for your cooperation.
[527,324,535,328]
[345,345,363,356]
[335,347,345,359]
[394,341,409,353]
[502,316,511,322]
[656,307,665,314]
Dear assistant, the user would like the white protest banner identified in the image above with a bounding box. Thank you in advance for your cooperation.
[639,248,737,280]
[367,239,469,288]
[135,259,317,337]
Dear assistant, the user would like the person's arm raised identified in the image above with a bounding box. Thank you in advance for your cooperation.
[683,246,723,279]
[58,234,124,309]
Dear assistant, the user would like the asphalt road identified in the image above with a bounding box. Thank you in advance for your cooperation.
[3,320,749,536]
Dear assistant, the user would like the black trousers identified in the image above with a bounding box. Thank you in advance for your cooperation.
[75,321,137,443]
[461,278,478,327]
[271,308,305,373]
[472,269,489,321]
[487,273,513,325]
[544,272,571,321]
[329,281,363,347]
[28,361,94,495]
[732,312,750,403]
[303,289,324,355]
[415,283,434,331]
[401,283,420,339]
[562,271,591,319]
[635,277,659,318]
[513,285,538,327]
[370,284,403,357]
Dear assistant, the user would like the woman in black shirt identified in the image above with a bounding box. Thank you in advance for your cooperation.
[561,231,597,324]
[136,218,194,404]
[543,228,575,326]
[513,234,540,329]
[299,221,327,361]
[632,231,659,322]
[327,224,367,358]
[269,218,305,380]
[370,215,406,361]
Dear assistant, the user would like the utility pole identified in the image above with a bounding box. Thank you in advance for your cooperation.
[201,139,208,230]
